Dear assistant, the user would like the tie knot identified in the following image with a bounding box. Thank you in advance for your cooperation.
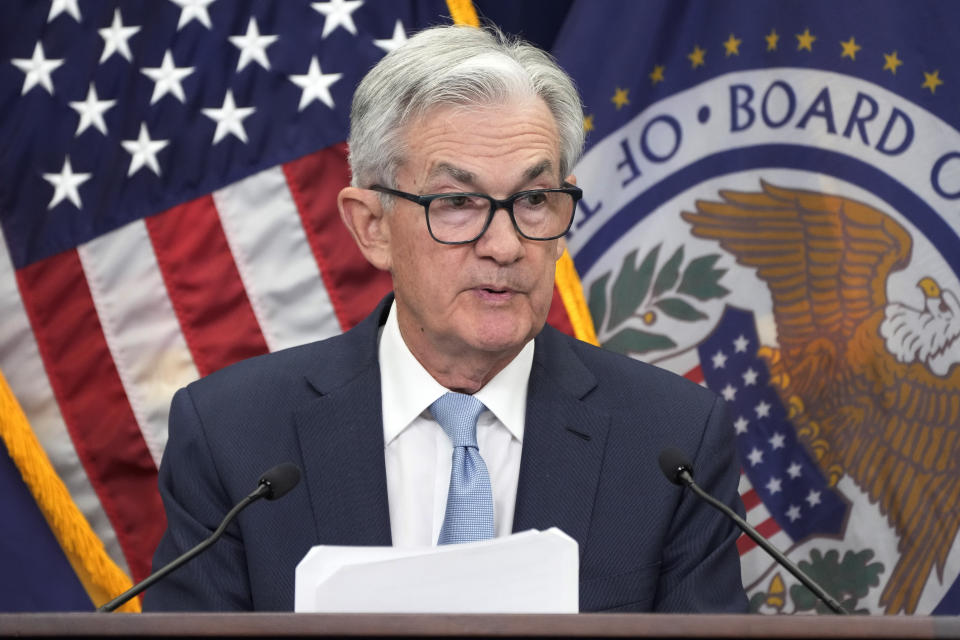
[430,392,486,448]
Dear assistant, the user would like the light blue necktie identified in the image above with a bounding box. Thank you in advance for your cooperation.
[431,392,495,545]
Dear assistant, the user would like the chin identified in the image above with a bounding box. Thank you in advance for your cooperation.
[466,317,539,354]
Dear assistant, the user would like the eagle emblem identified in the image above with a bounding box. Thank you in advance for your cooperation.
[682,181,960,614]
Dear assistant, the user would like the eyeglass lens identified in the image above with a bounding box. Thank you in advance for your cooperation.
[428,191,574,243]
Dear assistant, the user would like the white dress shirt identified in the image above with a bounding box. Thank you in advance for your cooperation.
[379,301,531,548]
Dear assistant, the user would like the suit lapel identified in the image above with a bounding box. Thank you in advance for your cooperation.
[293,298,393,547]
[512,327,610,557]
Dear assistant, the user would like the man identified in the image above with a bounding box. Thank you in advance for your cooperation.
[145,25,748,612]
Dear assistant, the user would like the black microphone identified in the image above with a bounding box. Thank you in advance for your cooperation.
[658,448,847,615]
[97,462,301,613]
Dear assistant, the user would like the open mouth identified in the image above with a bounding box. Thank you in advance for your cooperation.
[475,286,515,300]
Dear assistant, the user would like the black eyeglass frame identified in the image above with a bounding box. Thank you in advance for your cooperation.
[369,182,583,245]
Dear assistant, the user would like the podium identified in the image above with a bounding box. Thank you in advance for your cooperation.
[1,613,959,638]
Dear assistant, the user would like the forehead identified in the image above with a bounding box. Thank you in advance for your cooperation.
[399,98,561,188]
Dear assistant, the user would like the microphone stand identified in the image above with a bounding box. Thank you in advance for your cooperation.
[97,483,270,612]
[678,469,847,615]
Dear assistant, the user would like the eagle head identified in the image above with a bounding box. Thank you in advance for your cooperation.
[880,277,960,377]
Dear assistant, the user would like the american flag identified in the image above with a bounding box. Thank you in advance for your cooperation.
[0,0,491,594]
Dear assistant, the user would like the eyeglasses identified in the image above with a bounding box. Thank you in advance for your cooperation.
[369,182,583,244]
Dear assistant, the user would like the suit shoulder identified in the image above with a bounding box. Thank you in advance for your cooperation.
[185,327,374,413]
[190,337,329,390]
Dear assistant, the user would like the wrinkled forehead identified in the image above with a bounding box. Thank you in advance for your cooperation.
[396,99,563,185]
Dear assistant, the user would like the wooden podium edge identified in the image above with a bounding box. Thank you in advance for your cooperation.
[1,613,959,639]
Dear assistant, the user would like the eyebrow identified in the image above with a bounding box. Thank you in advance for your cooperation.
[426,159,556,190]
[428,162,476,185]
[522,160,554,183]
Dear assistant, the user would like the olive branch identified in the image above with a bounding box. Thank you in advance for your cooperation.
[748,548,883,614]
[587,244,729,356]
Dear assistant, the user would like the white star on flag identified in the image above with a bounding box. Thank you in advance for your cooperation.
[711,350,727,369]
[787,462,802,478]
[229,17,278,72]
[786,505,802,522]
[754,400,771,418]
[121,124,170,176]
[733,334,749,353]
[374,20,408,53]
[141,51,194,104]
[42,156,91,209]
[170,0,216,31]
[721,384,737,401]
[289,57,342,110]
[733,416,749,434]
[47,0,81,23]
[312,0,364,38]
[12,42,65,96]
[765,477,782,495]
[768,432,785,450]
[99,8,141,63]
[69,83,116,136]
[747,447,764,466]
[202,89,256,144]
[806,489,822,507]
[742,367,758,386]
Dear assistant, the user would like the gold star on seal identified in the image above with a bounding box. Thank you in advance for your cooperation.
[688,45,706,69]
[921,70,943,94]
[611,87,630,110]
[649,65,665,85]
[883,51,903,74]
[765,29,779,52]
[796,28,816,52]
[840,37,861,60]
[723,34,742,57]
[583,114,594,132]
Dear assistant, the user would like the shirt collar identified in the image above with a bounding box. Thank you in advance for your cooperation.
[379,301,532,445]
[472,337,531,444]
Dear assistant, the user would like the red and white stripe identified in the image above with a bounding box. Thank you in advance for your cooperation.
[737,471,794,587]
[213,166,342,351]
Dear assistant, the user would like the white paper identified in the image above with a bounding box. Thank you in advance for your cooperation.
[294,528,578,613]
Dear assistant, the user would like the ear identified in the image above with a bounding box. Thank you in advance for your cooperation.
[338,186,392,271]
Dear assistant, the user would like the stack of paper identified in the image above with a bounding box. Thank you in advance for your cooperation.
[294,528,578,613]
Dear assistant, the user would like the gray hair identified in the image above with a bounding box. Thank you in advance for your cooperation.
[347,24,584,189]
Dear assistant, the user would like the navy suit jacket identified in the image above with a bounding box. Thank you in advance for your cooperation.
[145,295,748,612]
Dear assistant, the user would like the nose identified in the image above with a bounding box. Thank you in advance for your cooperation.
[474,206,523,264]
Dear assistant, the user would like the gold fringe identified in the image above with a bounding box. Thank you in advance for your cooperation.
[0,369,139,612]
[556,249,600,345]
[446,0,480,27]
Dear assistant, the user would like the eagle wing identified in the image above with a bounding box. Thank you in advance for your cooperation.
[681,181,911,410]
[845,318,960,613]
[682,181,960,613]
